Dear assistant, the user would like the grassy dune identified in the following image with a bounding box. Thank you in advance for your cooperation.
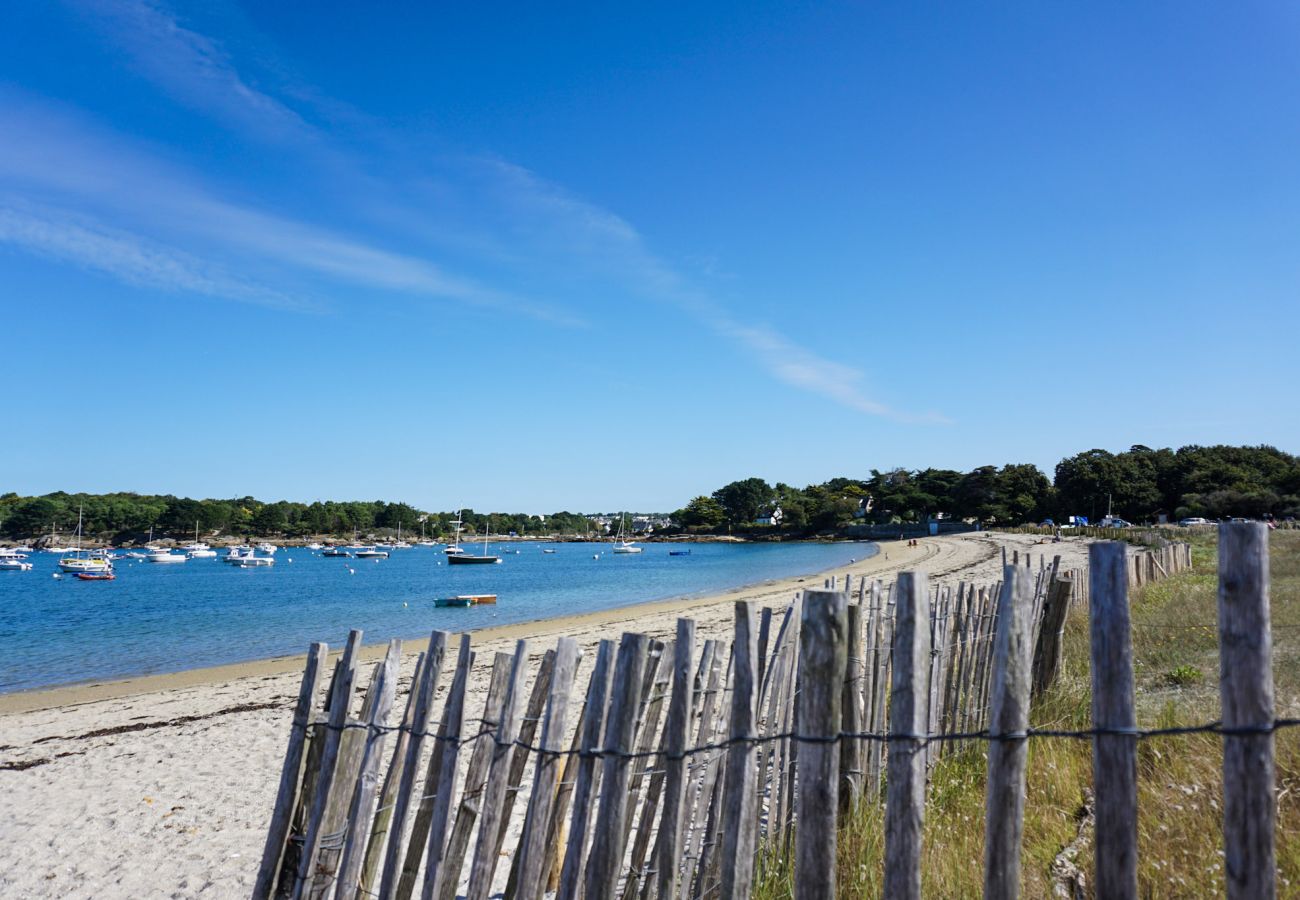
[755,530,1300,898]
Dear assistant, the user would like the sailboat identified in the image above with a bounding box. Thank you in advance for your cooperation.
[58,507,114,573]
[444,512,468,555]
[448,515,501,565]
[185,521,217,558]
[611,513,642,554]
[392,522,411,549]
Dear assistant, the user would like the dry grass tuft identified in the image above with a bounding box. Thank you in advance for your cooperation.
[753,530,1300,898]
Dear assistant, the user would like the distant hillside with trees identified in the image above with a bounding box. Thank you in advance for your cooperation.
[3,444,1295,542]
[0,493,595,542]
[673,444,1300,535]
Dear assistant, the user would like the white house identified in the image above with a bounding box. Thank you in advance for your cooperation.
[755,506,784,526]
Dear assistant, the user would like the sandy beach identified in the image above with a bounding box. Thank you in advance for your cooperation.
[0,531,1092,899]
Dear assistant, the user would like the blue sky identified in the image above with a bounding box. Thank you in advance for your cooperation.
[1,1,1297,512]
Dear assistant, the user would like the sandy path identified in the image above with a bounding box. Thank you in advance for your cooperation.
[0,531,1090,899]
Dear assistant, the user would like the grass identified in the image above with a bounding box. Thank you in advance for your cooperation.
[753,530,1300,898]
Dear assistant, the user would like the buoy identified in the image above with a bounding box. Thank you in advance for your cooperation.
[403,601,408,608]
[593,554,600,559]
[348,567,355,575]
[287,558,293,563]
[52,573,61,579]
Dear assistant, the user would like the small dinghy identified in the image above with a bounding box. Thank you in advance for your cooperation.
[76,572,116,581]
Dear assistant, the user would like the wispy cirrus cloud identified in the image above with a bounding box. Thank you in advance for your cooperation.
[35,1,942,421]
[473,157,947,423]
[69,0,315,142]
[0,202,304,309]
[0,90,581,324]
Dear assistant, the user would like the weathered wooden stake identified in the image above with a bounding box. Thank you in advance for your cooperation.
[374,634,448,900]
[253,642,326,900]
[556,639,615,900]
[839,601,864,815]
[1218,522,1276,900]
[293,628,362,900]
[465,641,530,900]
[719,602,760,900]
[651,619,696,900]
[984,566,1035,899]
[1031,574,1073,697]
[337,640,403,899]
[584,632,651,900]
[884,573,930,900]
[1090,542,1138,900]
[795,588,848,900]
[514,637,581,900]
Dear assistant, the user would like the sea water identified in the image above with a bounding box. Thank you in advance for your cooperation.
[0,540,875,692]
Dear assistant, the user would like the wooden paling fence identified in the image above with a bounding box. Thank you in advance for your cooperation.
[249,529,1290,900]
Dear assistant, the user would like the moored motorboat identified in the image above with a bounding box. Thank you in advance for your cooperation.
[321,547,351,557]
[354,547,390,559]
[0,559,33,571]
[256,543,278,555]
[146,548,188,564]
[75,571,116,581]
[230,554,275,567]
[187,549,218,558]
[669,549,691,556]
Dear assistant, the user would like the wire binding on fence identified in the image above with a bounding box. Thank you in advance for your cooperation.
[294,714,1300,760]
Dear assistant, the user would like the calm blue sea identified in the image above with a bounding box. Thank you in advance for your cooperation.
[0,541,875,693]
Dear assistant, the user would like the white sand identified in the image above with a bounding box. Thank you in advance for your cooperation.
[0,532,1092,899]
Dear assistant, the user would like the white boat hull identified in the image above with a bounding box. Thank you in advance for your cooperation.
[59,559,113,573]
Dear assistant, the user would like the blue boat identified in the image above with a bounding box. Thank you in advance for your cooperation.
[669,549,691,556]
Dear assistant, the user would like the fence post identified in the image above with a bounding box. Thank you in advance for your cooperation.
[1218,523,1276,900]
[651,619,696,900]
[337,640,403,899]
[1031,574,1073,697]
[796,588,849,900]
[375,633,448,899]
[555,639,615,900]
[840,602,864,815]
[253,642,326,900]
[885,572,930,900]
[584,633,651,900]
[1090,542,1137,900]
[514,637,581,900]
[720,602,760,899]
[466,641,531,900]
[293,628,362,900]
[984,566,1035,899]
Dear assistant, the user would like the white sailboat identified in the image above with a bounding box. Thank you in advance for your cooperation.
[184,521,217,557]
[611,513,642,554]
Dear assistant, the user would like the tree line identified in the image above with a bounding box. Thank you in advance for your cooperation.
[672,444,1300,534]
[3,444,1295,541]
[0,493,597,541]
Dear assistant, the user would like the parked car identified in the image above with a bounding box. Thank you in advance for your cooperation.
[1099,516,1132,528]
[1040,518,1055,527]
[1178,517,1210,527]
